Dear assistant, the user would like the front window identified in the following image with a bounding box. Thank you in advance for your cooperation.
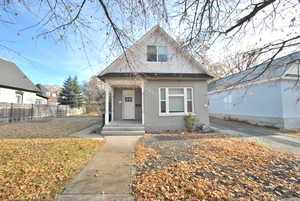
[159,87,193,115]
[147,45,168,62]
[168,88,184,113]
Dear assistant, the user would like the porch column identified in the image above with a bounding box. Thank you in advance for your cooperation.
[105,84,110,125]
[141,82,145,125]
[111,87,114,121]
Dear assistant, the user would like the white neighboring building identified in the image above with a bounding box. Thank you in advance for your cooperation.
[0,58,48,104]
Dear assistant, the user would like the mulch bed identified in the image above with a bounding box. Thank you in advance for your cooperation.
[132,133,300,201]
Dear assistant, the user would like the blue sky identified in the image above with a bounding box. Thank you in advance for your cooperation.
[0,5,109,86]
[0,1,167,87]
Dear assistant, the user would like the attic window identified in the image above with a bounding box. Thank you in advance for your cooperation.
[147,45,168,62]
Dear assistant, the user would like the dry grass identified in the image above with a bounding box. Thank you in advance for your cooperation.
[0,138,104,201]
[0,116,100,139]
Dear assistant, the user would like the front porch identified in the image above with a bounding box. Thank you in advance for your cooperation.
[101,120,145,135]
[108,120,142,126]
[102,79,145,135]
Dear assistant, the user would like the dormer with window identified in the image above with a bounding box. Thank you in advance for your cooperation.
[147,45,168,62]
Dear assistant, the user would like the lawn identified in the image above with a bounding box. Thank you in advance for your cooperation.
[0,116,100,138]
[133,134,300,201]
[0,138,104,201]
[0,115,104,200]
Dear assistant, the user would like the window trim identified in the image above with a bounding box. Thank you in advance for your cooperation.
[16,94,23,104]
[147,45,168,62]
[159,87,194,116]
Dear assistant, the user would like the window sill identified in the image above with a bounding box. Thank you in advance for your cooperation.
[159,112,195,117]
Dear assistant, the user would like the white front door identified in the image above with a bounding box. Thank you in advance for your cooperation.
[122,90,135,119]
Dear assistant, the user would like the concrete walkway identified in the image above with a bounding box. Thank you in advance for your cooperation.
[70,124,103,139]
[59,132,140,201]
[211,118,300,157]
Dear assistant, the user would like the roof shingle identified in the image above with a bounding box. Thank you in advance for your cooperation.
[0,58,38,92]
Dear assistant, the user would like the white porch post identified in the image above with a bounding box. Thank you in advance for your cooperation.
[141,82,145,125]
[105,84,110,125]
[111,87,114,121]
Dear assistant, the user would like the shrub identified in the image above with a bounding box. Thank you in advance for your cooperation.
[184,114,199,132]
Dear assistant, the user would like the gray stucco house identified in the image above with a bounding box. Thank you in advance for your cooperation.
[209,51,300,129]
[98,26,212,134]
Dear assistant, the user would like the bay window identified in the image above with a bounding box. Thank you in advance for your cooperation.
[159,87,194,115]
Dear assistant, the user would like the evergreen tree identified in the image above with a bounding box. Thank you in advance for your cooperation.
[72,76,84,108]
[59,76,83,108]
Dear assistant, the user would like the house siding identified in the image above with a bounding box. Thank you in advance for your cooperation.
[208,79,300,129]
[0,87,40,104]
[113,88,122,121]
[135,88,142,121]
[144,79,209,132]
[280,80,300,129]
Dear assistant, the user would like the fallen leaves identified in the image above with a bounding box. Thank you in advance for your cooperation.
[132,135,300,201]
[135,142,161,168]
[0,138,104,201]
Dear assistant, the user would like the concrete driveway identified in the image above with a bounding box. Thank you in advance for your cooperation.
[210,118,300,157]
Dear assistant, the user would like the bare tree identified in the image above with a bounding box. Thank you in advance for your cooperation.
[82,76,105,104]
[82,76,105,113]
[0,0,299,83]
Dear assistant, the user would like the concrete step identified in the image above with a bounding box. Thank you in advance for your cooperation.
[105,123,143,127]
[101,130,145,136]
[102,126,145,131]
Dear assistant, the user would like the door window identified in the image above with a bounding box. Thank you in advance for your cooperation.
[125,97,133,102]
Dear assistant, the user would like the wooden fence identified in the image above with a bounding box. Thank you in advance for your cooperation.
[0,103,85,124]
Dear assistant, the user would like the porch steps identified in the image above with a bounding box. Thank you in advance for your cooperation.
[101,123,145,136]
[103,126,145,131]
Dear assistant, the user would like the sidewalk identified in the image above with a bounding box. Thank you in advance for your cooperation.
[59,128,140,201]
[70,124,103,139]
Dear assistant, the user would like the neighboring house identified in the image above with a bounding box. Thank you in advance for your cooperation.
[36,84,60,105]
[208,51,300,129]
[98,25,212,133]
[0,58,47,104]
[36,84,50,104]
[43,85,61,105]
[36,94,48,105]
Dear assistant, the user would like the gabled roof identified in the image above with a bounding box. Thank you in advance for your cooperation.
[98,25,212,79]
[208,51,300,92]
[36,84,50,99]
[0,58,38,92]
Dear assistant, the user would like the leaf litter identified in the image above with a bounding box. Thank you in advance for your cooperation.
[132,134,299,201]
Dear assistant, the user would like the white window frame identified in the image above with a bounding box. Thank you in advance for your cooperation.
[159,87,194,116]
[147,45,168,62]
[16,94,23,104]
